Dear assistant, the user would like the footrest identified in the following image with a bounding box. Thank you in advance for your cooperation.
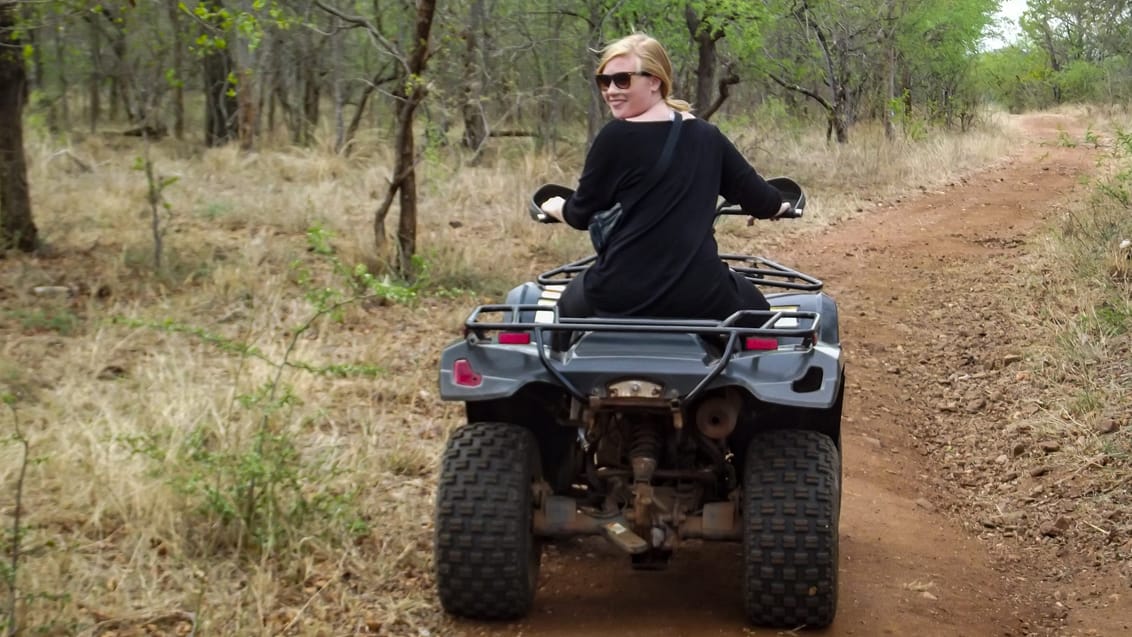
[600,519,649,554]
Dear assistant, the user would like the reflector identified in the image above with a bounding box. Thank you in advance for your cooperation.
[744,337,778,351]
[453,359,482,387]
[497,332,531,345]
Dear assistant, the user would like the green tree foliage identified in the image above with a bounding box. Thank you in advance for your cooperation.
[897,0,997,127]
[980,0,1132,107]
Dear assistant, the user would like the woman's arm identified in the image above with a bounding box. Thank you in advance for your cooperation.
[561,126,623,229]
[718,132,783,219]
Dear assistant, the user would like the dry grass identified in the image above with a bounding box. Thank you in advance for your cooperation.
[1002,107,1132,544]
[1,113,1032,635]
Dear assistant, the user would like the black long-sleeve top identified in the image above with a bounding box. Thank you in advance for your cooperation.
[562,117,782,318]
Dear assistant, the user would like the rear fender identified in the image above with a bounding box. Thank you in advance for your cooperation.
[767,292,840,346]
[728,374,845,475]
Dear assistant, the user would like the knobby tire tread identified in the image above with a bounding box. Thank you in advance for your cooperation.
[743,429,840,628]
[435,422,540,620]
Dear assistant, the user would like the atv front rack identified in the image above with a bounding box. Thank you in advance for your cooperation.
[463,305,822,404]
[537,254,823,292]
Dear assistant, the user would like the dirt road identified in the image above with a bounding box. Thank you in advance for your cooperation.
[455,113,1129,637]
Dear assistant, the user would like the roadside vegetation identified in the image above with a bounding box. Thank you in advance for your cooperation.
[1015,107,1132,558]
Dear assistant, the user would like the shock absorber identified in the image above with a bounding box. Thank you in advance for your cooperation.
[629,420,661,483]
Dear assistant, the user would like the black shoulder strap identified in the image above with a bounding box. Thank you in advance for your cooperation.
[621,111,683,210]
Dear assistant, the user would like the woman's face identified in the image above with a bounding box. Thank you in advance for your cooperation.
[599,54,661,120]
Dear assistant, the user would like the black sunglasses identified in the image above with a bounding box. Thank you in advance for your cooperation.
[594,71,651,90]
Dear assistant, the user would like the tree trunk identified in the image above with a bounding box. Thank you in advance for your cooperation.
[883,44,896,140]
[202,1,238,146]
[331,16,346,153]
[0,3,36,252]
[301,63,320,146]
[88,14,101,133]
[460,0,487,155]
[685,6,721,115]
[584,5,603,147]
[167,1,185,140]
[54,22,70,132]
[203,48,238,146]
[102,6,132,124]
[343,68,390,157]
[237,68,257,151]
[830,96,849,144]
[372,0,436,276]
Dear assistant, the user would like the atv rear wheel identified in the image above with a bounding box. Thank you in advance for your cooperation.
[742,429,840,628]
[434,421,542,619]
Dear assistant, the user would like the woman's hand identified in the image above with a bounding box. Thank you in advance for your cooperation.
[541,196,566,222]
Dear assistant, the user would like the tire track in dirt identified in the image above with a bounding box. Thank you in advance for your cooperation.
[452,113,1104,637]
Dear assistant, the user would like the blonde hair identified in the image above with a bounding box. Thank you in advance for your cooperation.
[596,33,693,113]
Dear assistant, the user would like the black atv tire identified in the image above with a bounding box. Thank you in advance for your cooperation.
[435,421,542,619]
[742,429,840,628]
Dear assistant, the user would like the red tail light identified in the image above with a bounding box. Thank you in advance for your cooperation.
[744,337,778,351]
[453,359,482,387]
[497,332,531,345]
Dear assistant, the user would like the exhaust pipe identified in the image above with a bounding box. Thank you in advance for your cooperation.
[694,389,741,440]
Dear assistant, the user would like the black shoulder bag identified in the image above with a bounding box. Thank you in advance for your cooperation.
[588,112,683,253]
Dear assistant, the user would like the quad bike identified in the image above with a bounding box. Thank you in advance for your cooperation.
[434,179,844,628]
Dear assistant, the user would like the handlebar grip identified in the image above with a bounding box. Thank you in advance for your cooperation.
[530,184,574,224]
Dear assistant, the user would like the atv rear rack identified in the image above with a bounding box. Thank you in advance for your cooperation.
[463,305,822,404]
[537,254,823,292]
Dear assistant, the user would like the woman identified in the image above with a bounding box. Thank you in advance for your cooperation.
[540,33,789,321]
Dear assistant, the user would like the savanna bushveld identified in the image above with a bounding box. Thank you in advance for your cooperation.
[1,1,1131,635]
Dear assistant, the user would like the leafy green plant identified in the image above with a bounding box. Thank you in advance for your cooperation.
[1056,128,1077,148]
[133,145,179,271]
[119,225,411,557]
[1083,127,1101,149]
[1093,301,1131,336]
[6,308,78,335]
[1115,127,1132,157]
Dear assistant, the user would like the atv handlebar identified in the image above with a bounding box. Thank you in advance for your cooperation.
[529,184,572,223]
[531,176,806,222]
[717,176,806,219]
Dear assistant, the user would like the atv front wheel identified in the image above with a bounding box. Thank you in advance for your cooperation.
[742,429,840,628]
[434,421,542,619]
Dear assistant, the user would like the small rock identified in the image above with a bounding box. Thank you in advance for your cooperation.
[1040,441,1061,453]
[1096,419,1120,435]
[1003,354,1024,366]
[862,435,883,449]
[1011,443,1028,457]
[32,285,72,297]
[965,397,987,413]
[994,454,1009,465]
[96,365,128,381]
[1030,466,1052,477]
[1040,517,1073,537]
[914,498,936,512]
